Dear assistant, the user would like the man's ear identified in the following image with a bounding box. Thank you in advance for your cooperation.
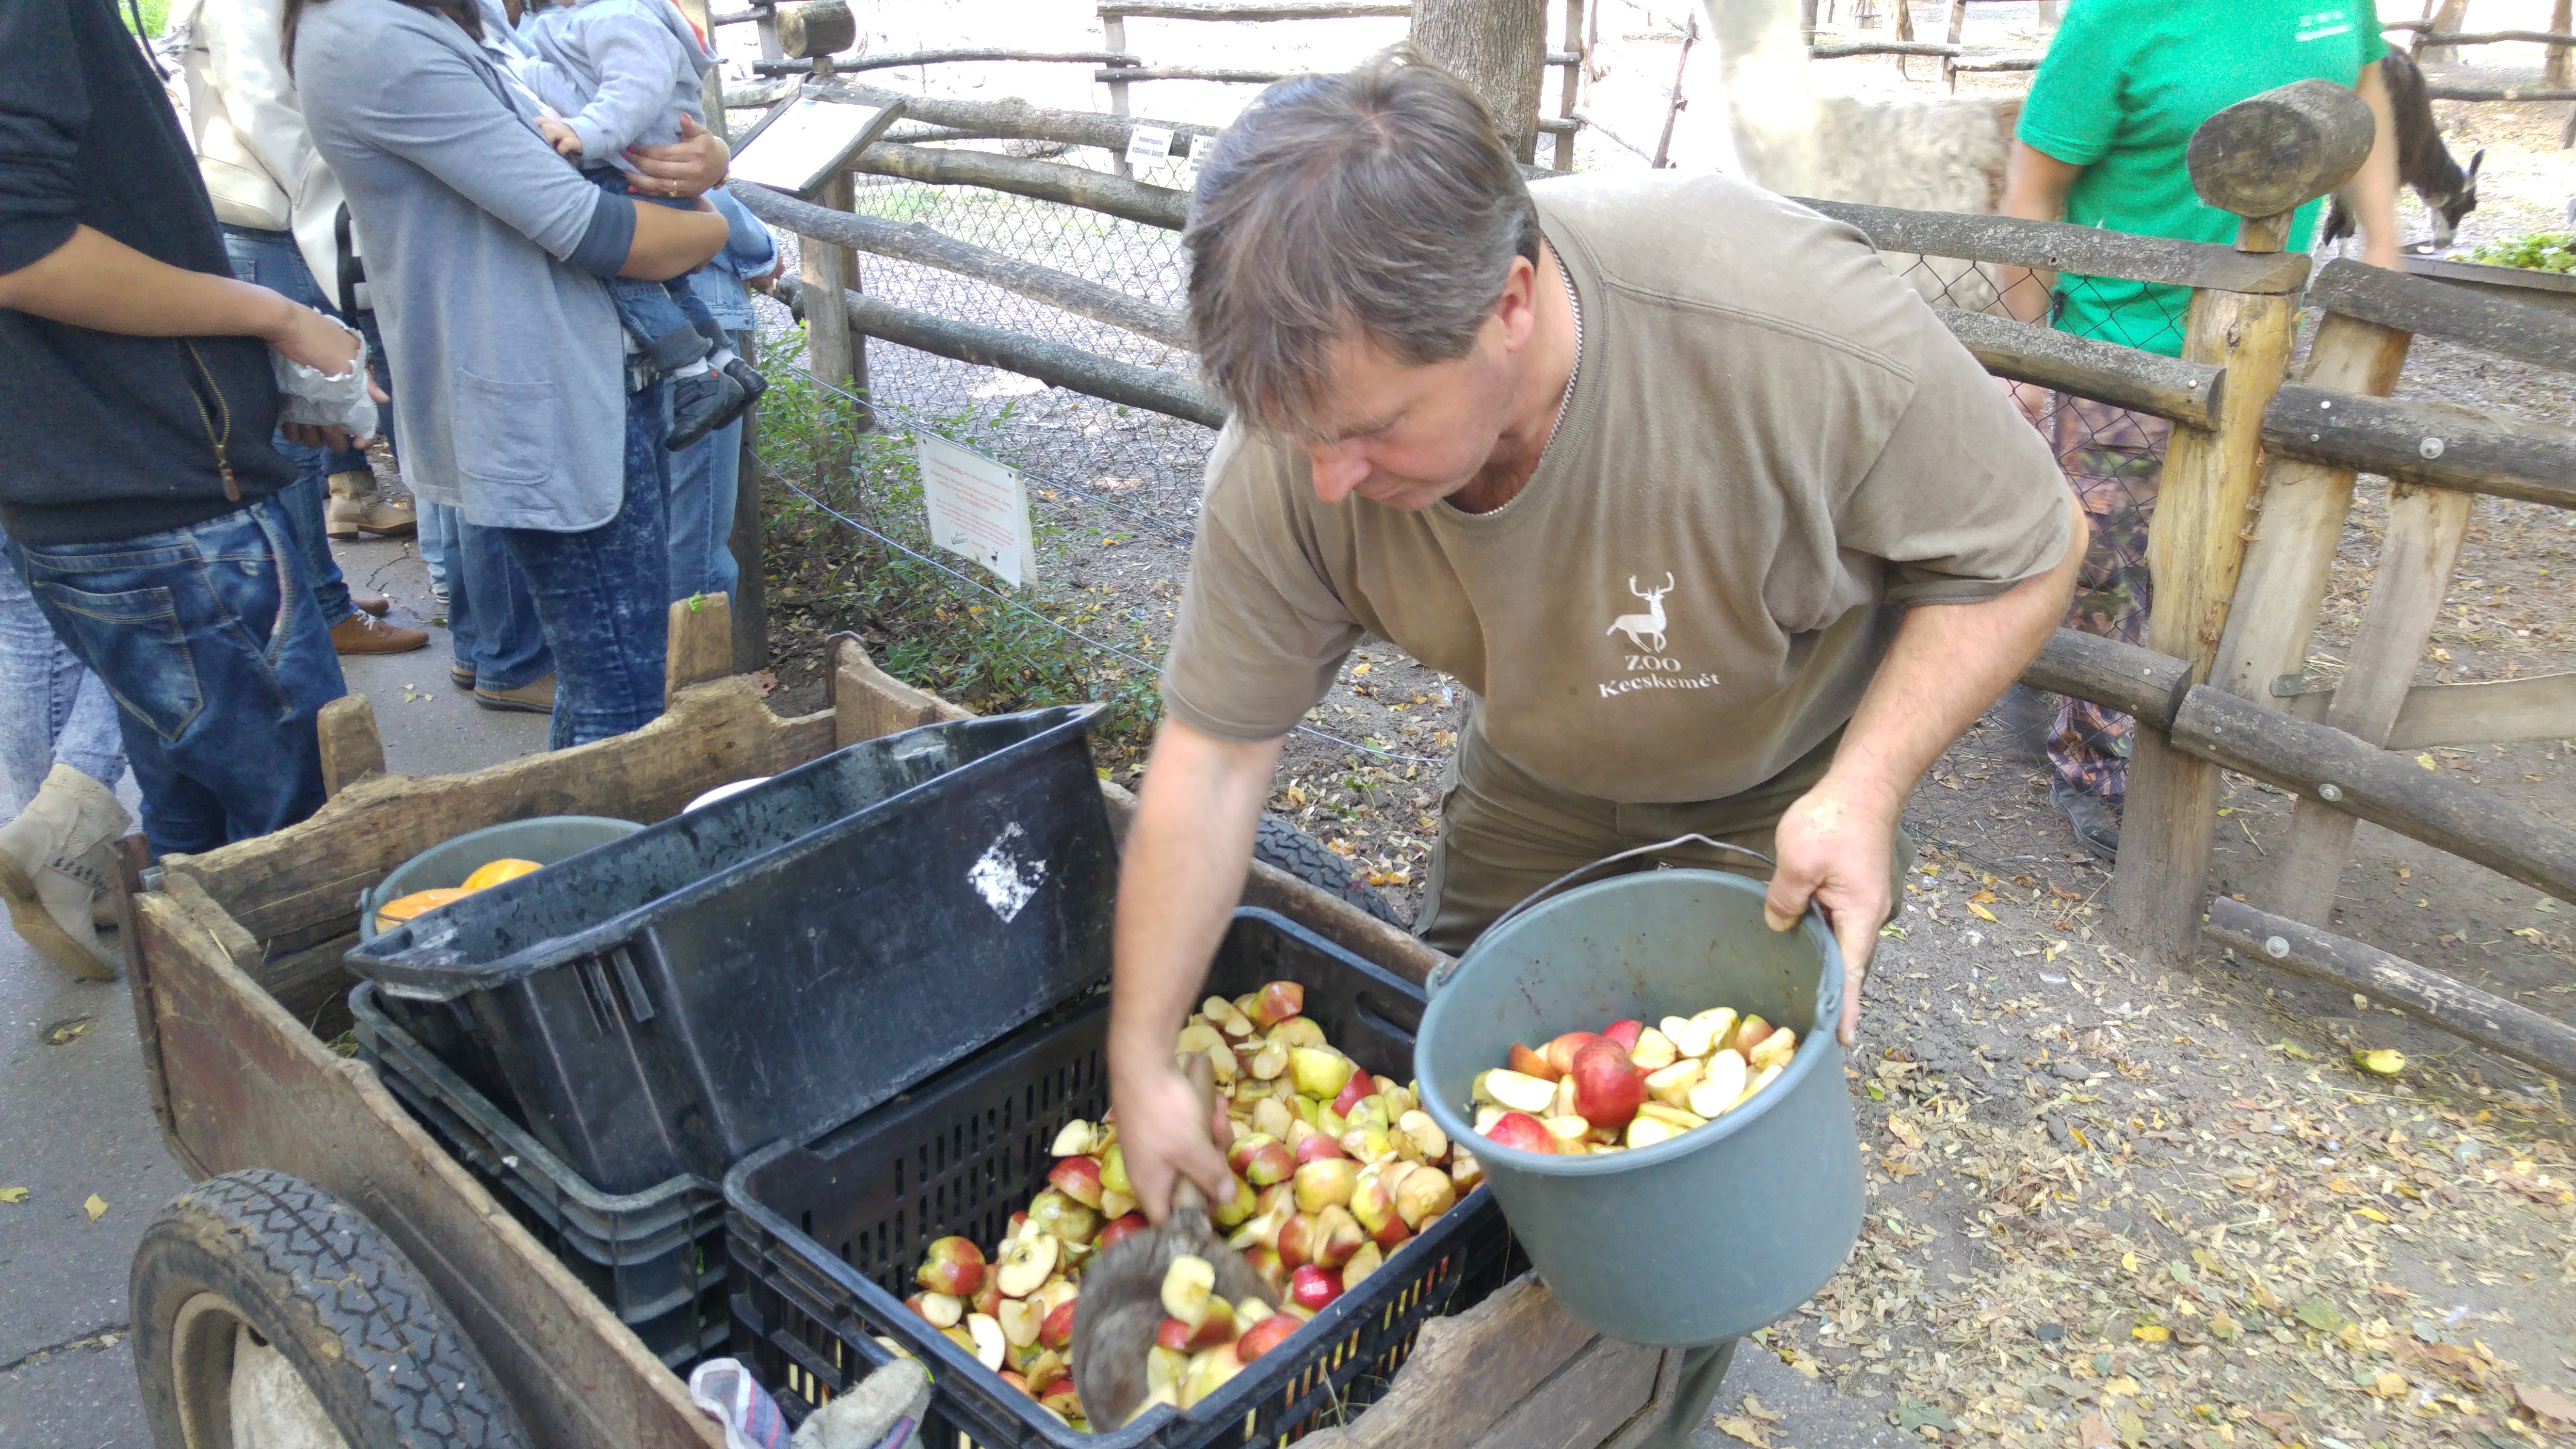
[1493,252,1541,354]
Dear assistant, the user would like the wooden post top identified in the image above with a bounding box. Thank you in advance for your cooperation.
[2185,78,2375,243]
[777,0,854,59]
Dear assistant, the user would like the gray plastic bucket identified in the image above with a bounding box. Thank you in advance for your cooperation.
[357,815,643,943]
[1412,836,1865,1347]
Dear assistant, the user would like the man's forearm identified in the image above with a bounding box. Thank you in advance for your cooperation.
[0,225,299,340]
[1826,493,2087,813]
[1108,719,1284,1079]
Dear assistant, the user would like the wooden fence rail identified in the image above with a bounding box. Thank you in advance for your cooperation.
[730,181,1191,346]
[2205,898,2576,1083]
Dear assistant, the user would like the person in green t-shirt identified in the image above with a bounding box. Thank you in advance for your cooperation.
[1993,0,2400,863]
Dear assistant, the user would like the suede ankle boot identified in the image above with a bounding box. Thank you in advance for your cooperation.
[0,763,133,979]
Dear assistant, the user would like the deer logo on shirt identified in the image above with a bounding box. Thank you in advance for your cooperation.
[1606,573,1674,654]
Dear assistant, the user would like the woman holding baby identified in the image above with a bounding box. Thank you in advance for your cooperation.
[288,0,730,746]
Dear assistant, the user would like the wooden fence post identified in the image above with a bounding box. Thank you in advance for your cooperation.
[800,166,872,433]
[1102,10,1134,178]
[2105,80,2375,966]
[1554,0,1585,171]
[2208,310,2414,708]
[2265,479,2477,923]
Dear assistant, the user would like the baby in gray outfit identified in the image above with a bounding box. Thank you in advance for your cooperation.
[520,0,763,450]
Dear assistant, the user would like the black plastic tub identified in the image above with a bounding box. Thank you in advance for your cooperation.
[724,908,1522,1448]
[347,706,1116,1193]
[349,983,726,1370]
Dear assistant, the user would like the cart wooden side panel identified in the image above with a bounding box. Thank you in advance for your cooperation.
[132,885,728,1449]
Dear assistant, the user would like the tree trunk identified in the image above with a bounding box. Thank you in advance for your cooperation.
[2547,0,2571,88]
[2035,0,2059,32]
[2415,0,2469,66]
[1412,0,1550,161]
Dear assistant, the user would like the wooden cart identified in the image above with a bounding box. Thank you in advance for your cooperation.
[118,615,1683,1449]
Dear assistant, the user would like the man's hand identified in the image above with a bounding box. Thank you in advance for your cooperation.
[1108,1056,1236,1223]
[627,114,729,199]
[535,115,584,159]
[1763,779,1898,1047]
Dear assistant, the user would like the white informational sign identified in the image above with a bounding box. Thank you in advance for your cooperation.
[1123,124,1176,169]
[918,433,1038,590]
[731,99,896,196]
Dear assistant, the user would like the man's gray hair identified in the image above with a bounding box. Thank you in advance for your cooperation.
[1184,48,1541,438]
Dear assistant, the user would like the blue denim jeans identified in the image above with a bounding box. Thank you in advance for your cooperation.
[4,499,346,854]
[221,224,359,628]
[588,173,720,360]
[664,412,741,603]
[0,523,127,810]
[432,500,552,692]
[499,384,671,749]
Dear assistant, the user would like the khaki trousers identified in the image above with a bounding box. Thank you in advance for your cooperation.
[1415,717,1911,956]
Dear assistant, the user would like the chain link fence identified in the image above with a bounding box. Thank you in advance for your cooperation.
[752,142,1210,546]
[1879,253,2190,812]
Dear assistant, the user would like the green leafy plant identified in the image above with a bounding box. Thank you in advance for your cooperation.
[753,330,1163,751]
[2463,232,2576,274]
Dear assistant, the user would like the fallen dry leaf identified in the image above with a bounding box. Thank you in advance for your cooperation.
[0,1187,27,1205]
[1709,1415,1772,1448]
[2077,1410,2115,1449]
[2517,1382,2576,1426]
[84,1193,107,1221]
[45,1015,95,1046]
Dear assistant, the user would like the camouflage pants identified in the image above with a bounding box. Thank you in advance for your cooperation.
[2045,395,2167,806]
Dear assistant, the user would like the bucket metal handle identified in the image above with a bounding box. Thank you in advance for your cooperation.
[1424,833,1779,997]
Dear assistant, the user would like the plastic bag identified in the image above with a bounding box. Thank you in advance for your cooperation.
[270,320,379,442]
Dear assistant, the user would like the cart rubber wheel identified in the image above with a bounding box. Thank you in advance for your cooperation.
[1254,813,1403,927]
[131,1168,531,1449]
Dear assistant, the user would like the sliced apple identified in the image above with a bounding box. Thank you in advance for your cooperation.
[1253,980,1304,1028]
[1179,1343,1245,1409]
[1393,1162,1456,1228]
[908,1291,963,1328]
[1624,1115,1682,1149]
[1628,1026,1679,1071]
[1394,1109,1447,1163]
[998,1296,1044,1348]
[966,1312,1007,1371]
[1727,1013,1771,1055]
[1160,1253,1217,1326]
[1480,1111,1553,1154]
[1470,1068,1557,1114]
[994,1229,1060,1298]
[1687,1049,1749,1119]
[1288,1046,1358,1100]
[915,1236,986,1297]
[1340,1239,1385,1293]
[1100,1187,1138,1221]
[1049,1119,1099,1157]
[1687,1007,1739,1056]
[1739,1061,1783,1107]
[1046,1154,1105,1209]
[1746,1026,1798,1072]
[1644,1056,1705,1109]
[1267,1016,1326,1050]
[1449,1149,1484,1192]
[1635,1101,1706,1131]
[1039,1296,1079,1350]
[1506,1042,1562,1083]
[1234,1311,1299,1362]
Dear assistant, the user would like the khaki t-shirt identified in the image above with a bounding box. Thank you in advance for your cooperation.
[1162,171,2072,805]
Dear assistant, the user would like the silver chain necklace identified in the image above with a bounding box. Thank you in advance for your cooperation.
[1538,253,1582,461]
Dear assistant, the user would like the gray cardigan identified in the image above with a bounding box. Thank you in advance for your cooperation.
[297,0,639,532]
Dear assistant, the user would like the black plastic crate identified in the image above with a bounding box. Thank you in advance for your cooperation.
[348,706,1116,1193]
[350,983,728,1369]
[724,908,1523,1448]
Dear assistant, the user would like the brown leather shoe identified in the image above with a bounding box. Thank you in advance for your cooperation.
[474,673,557,714]
[325,487,419,540]
[352,592,391,617]
[330,612,430,655]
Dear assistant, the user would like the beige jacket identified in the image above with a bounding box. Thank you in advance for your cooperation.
[171,0,353,303]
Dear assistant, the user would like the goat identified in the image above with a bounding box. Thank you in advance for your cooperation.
[2322,49,2481,252]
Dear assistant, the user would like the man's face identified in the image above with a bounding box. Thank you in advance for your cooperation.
[1292,323,1515,511]
[1288,254,1541,512]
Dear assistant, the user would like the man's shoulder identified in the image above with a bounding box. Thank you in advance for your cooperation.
[1539,172,1929,381]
